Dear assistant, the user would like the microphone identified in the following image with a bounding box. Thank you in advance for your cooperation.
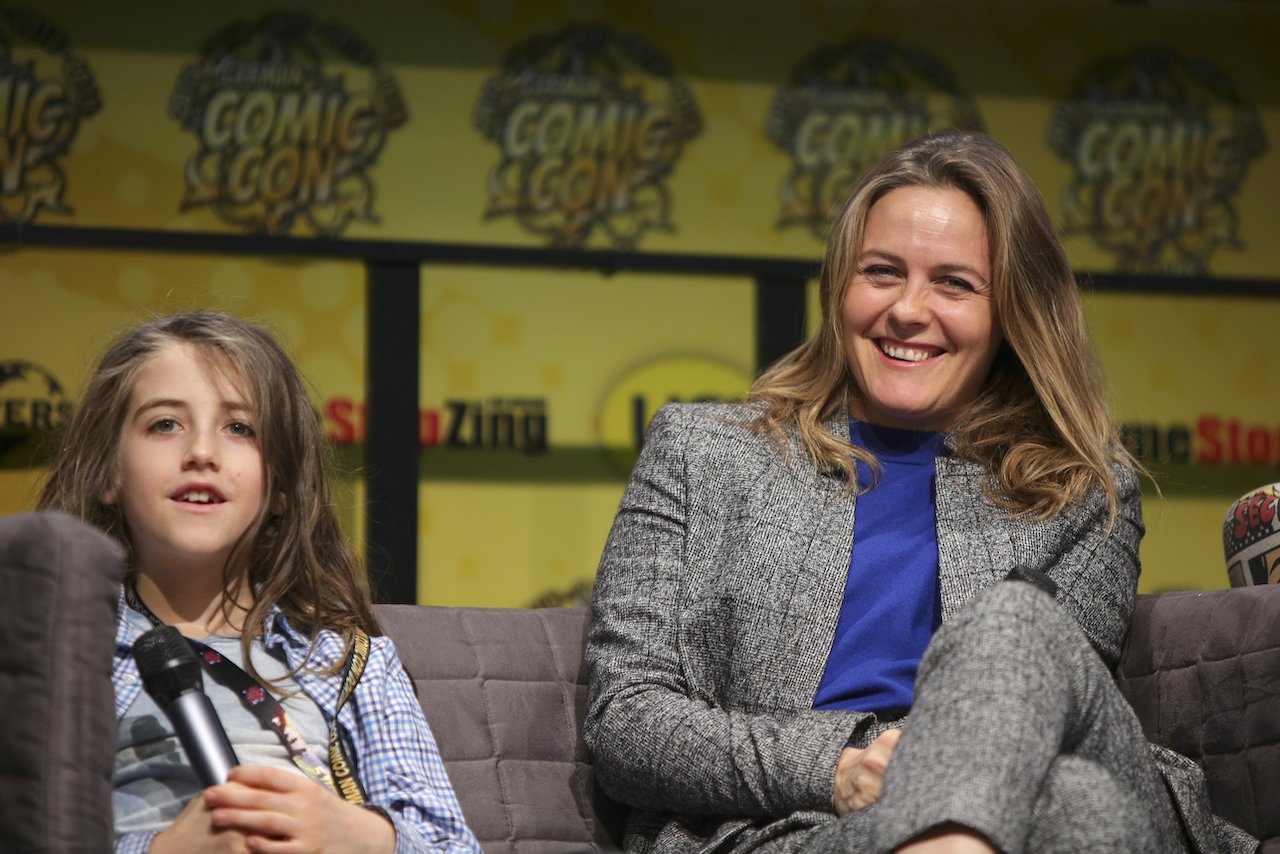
[133,625,240,786]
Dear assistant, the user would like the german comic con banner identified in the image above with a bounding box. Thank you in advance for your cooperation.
[10,0,1274,270]
[3,0,1279,604]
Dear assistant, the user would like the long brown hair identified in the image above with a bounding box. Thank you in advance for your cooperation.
[751,131,1137,518]
[38,311,378,674]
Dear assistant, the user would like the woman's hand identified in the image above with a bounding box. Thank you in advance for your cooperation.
[202,765,396,854]
[833,728,902,815]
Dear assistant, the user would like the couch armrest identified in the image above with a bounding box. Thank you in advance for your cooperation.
[1115,586,1280,845]
[0,511,124,852]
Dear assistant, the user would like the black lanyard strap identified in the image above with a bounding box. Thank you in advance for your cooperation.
[125,581,370,805]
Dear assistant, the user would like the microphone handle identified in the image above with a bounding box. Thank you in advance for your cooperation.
[167,689,241,786]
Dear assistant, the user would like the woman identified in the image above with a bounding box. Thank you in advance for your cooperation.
[584,133,1254,853]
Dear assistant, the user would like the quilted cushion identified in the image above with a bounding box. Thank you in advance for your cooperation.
[1115,586,1280,846]
[381,590,1280,852]
[375,604,625,853]
[0,511,124,852]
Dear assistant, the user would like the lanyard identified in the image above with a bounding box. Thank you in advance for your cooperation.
[125,581,371,805]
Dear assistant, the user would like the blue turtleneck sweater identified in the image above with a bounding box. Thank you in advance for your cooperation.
[812,420,946,715]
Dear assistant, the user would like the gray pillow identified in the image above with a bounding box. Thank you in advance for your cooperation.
[1116,586,1280,847]
[0,511,124,853]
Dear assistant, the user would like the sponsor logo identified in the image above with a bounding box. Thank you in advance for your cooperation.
[0,360,72,466]
[325,396,548,454]
[596,355,751,471]
[169,12,407,236]
[766,38,983,239]
[1122,416,1280,468]
[527,356,749,607]
[474,23,703,248]
[0,6,101,224]
[1049,48,1268,274]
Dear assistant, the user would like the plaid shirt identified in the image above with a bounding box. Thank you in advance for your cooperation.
[112,591,480,853]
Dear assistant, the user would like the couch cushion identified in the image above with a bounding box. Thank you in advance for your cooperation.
[1115,586,1280,845]
[382,591,1280,851]
[375,604,625,853]
[0,511,124,852]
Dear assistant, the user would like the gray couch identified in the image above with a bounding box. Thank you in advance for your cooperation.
[382,592,1280,854]
[3,511,1279,852]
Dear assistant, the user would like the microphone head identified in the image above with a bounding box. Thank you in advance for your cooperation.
[134,625,204,706]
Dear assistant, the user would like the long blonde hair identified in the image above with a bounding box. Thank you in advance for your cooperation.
[38,311,378,673]
[751,131,1135,518]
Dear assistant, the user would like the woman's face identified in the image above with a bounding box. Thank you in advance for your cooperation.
[842,185,1003,432]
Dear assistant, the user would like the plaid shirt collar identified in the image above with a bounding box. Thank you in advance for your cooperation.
[114,587,350,711]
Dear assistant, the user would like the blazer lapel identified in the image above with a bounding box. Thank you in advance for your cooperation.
[679,415,856,712]
[934,456,1014,624]
[763,416,859,709]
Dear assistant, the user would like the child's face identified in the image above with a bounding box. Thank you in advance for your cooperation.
[110,342,266,578]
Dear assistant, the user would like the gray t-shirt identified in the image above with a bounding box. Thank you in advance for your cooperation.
[114,606,330,836]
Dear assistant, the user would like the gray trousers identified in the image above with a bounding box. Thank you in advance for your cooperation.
[753,581,1188,854]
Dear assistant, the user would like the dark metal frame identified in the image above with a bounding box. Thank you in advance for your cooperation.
[5,221,1278,602]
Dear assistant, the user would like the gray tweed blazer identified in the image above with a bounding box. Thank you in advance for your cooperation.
[584,402,1234,853]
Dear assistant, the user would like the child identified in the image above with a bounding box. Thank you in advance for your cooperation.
[39,311,480,853]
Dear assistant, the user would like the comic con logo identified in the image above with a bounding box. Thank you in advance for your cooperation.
[0,6,101,224]
[766,39,983,239]
[0,360,72,465]
[474,24,703,248]
[168,13,407,236]
[1049,48,1268,274]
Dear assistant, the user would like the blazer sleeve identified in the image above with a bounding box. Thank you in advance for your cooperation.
[584,404,871,819]
[1040,461,1145,670]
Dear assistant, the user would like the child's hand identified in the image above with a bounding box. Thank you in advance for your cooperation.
[151,793,251,853]
[204,765,396,854]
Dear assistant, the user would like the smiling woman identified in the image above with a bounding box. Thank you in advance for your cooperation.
[842,185,1001,433]
[751,131,1121,519]
[584,132,1257,854]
